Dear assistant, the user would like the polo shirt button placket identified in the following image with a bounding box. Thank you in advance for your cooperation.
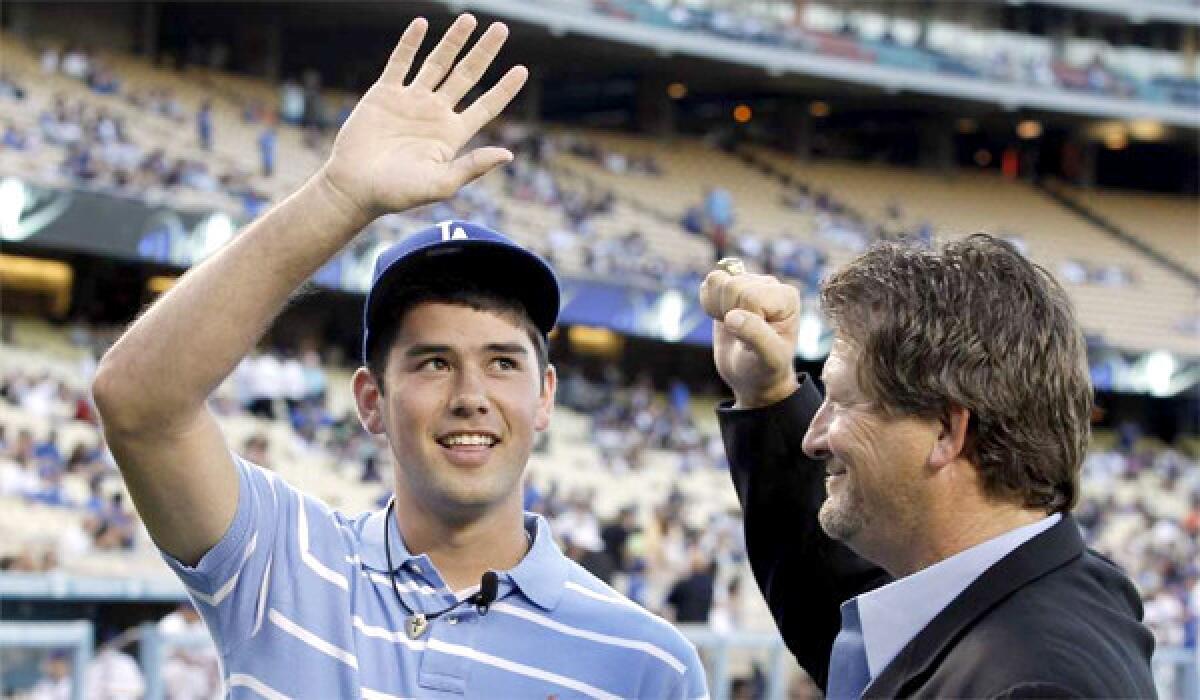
[416,601,481,694]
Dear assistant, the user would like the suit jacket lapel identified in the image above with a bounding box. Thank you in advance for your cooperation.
[864,516,1085,698]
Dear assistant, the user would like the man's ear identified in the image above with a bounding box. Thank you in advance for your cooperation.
[352,367,387,435]
[928,403,971,470]
[535,363,557,432]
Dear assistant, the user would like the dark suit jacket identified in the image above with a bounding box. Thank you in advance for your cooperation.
[717,377,1156,699]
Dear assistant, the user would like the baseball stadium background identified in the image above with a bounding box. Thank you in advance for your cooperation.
[0,0,1197,697]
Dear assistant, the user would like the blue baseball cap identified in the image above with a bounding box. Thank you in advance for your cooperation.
[362,220,560,362]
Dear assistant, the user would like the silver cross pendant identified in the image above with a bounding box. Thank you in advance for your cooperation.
[406,614,428,640]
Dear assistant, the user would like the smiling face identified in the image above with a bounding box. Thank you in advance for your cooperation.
[801,337,939,563]
[354,302,555,524]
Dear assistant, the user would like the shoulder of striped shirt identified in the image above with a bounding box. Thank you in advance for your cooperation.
[559,560,699,652]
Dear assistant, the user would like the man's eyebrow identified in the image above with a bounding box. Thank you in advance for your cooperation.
[404,343,528,357]
[404,344,453,358]
[485,343,529,355]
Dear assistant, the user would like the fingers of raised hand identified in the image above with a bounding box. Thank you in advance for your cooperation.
[413,14,478,90]
[380,18,429,85]
[438,22,510,106]
[460,65,528,134]
[434,146,515,198]
[701,271,797,324]
[700,270,731,320]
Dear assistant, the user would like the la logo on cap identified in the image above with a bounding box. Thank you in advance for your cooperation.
[437,220,469,241]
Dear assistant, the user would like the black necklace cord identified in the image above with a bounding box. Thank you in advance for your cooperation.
[383,499,502,637]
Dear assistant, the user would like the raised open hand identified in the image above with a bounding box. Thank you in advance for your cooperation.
[320,15,528,219]
[700,269,801,408]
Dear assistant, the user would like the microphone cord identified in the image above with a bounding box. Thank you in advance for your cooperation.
[382,499,508,638]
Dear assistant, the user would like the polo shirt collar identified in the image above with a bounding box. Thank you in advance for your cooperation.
[507,514,569,611]
[359,507,570,611]
[359,503,420,572]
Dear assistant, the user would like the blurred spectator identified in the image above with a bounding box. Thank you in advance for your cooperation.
[665,548,716,624]
[196,100,213,151]
[60,46,90,81]
[280,78,305,125]
[0,542,58,572]
[703,186,734,261]
[87,62,120,95]
[88,492,137,550]
[564,531,616,584]
[2,120,31,150]
[0,71,27,101]
[601,505,638,573]
[40,46,61,75]
[259,122,277,177]
[27,650,72,700]
[158,603,221,700]
[86,638,146,700]
[238,350,282,419]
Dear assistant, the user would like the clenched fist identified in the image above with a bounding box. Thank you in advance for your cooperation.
[700,268,800,409]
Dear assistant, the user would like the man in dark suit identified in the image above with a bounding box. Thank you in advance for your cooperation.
[699,236,1155,698]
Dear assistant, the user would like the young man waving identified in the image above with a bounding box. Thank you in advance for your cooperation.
[94,16,706,698]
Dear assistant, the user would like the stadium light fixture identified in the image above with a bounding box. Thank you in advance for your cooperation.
[195,212,235,260]
[809,101,831,118]
[1016,120,1042,140]
[1144,351,1176,397]
[146,275,179,295]
[1128,119,1164,142]
[0,254,73,317]
[1104,131,1128,150]
[0,177,28,240]
[733,105,753,123]
[796,309,824,360]
[667,82,687,100]
[657,289,686,342]
[566,325,623,357]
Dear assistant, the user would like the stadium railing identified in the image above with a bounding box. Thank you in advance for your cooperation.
[135,621,215,700]
[1154,646,1200,700]
[678,625,791,700]
[0,619,93,700]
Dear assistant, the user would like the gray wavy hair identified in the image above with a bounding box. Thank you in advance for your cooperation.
[820,234,1092,512]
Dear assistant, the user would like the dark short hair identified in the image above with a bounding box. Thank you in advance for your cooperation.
[820,234,1092,513]
[365,276,550,393]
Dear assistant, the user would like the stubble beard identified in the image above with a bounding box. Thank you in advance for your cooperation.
[817,462,868,543]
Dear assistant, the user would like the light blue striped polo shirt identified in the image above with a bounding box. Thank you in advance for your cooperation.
[163,456,708,699]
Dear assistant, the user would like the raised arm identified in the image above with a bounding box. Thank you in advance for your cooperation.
[92,15,526,565]
[700,270,887,686]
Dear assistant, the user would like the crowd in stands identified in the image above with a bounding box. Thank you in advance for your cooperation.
[1,43,277,218]
[14,32,1181,322]
[2,34,883,298]
[1080,436,1200,696]
[594,0,1200,107]
[559,366,726,474]
[1058,257,1137,287]
[0,369,138,570]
